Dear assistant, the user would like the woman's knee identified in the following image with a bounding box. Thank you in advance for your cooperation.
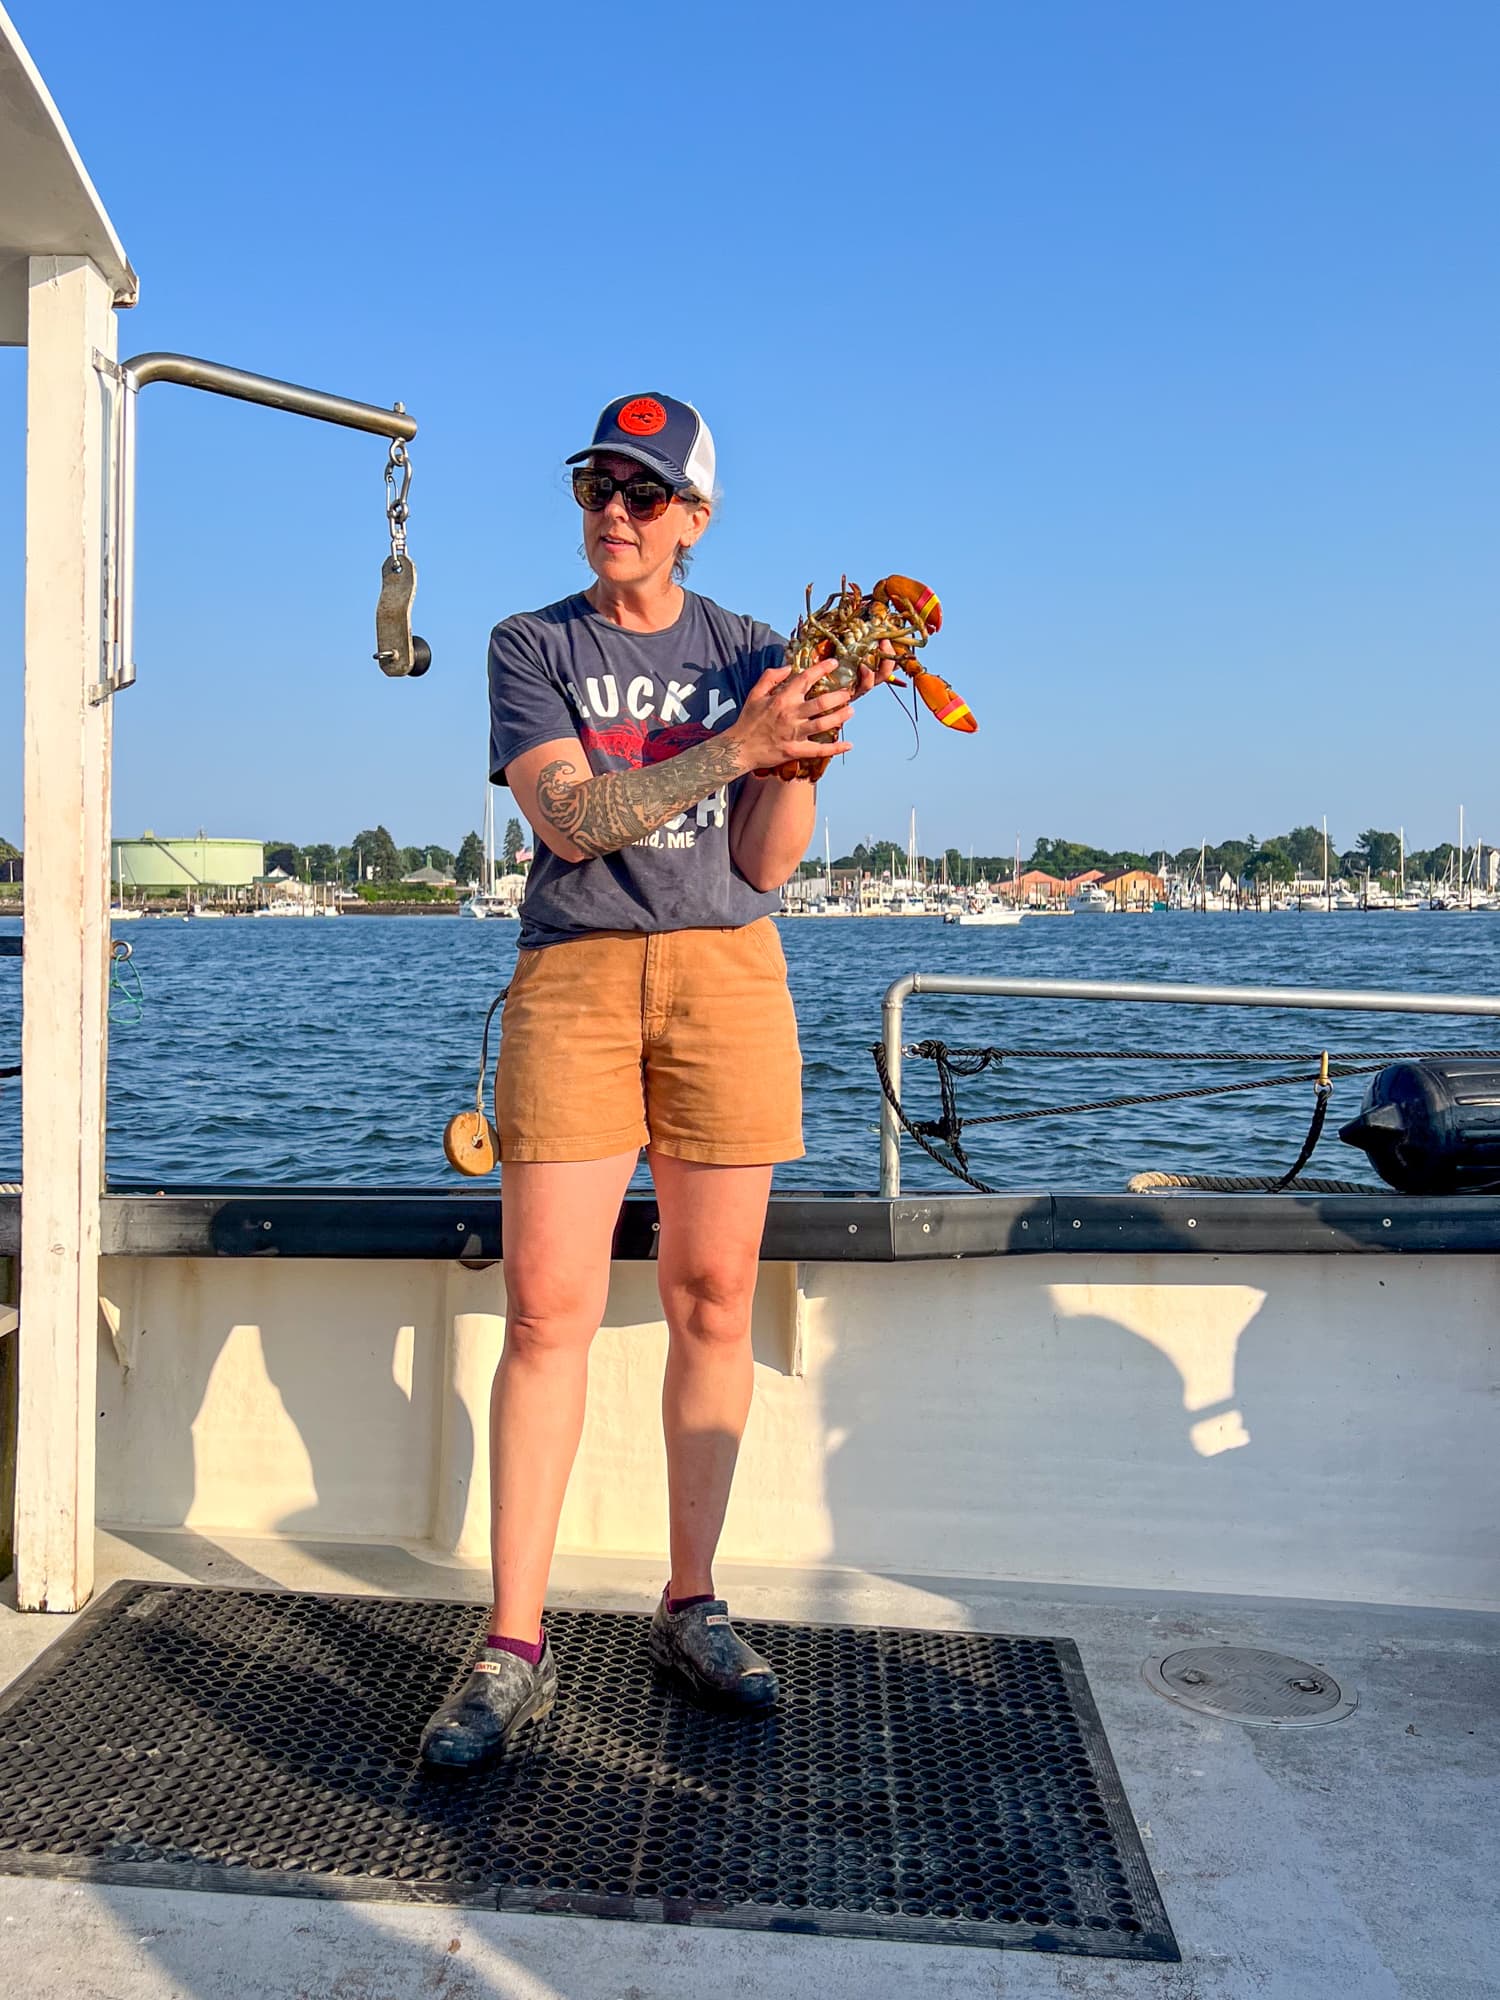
[500,1305,598,1366]
[664,1260,758,1347]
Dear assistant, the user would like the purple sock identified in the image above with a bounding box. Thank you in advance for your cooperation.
[485,1630,544,1666]
[665,1585,716,1615]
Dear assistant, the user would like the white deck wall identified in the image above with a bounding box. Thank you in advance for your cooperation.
[92,1252,1500,1611]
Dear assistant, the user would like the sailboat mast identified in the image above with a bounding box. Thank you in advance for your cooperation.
[1458,804,1465,907]
[1322,816,1329,912]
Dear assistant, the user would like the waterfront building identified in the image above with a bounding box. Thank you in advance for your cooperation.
[1013,867,1064,906]
[1101,868,1166,911]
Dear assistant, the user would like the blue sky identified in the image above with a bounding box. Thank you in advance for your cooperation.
[2,0,1496,861]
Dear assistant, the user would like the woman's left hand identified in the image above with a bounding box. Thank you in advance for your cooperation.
[854,639,901,698]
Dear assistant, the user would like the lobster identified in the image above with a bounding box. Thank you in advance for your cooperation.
[760,574,977,782]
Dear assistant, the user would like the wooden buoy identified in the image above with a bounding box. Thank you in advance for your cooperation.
[443,1109,500,1176]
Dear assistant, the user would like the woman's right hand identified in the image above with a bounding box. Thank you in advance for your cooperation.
[727,660,855,775]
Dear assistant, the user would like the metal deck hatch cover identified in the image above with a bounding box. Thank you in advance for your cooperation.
[0,1583,1177,1960]
[1144,1646,1358,1726]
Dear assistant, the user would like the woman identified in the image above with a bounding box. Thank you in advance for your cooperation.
[420,392,887,1771]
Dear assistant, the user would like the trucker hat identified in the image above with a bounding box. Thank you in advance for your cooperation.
[566,393,716,497]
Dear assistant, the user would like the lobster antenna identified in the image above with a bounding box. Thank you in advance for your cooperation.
[889,678,923,759]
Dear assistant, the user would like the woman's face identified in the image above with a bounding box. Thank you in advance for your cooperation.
[582,451,711,589]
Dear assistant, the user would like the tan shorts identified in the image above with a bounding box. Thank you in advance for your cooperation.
[496,920,805,1165]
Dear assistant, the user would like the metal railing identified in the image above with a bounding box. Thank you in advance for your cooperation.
[879,973,1500,1196]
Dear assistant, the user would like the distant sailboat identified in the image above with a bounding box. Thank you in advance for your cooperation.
[109,843,142,919]
[460,786,517,920]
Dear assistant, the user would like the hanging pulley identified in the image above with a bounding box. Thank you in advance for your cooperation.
[374,430,431,677]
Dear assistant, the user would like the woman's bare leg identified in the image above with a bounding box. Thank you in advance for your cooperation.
[490,1150,638,1641]
[649,1153,773,1599]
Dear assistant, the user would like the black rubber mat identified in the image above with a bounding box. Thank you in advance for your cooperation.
[0,1582,1176,1958]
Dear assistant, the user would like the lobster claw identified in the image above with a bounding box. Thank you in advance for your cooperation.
[910,667,977,732]
[873,574,942,634]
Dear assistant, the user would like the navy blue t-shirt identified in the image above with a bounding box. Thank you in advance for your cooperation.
[488,591,787,949]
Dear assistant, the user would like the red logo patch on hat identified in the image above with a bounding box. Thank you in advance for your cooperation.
[617,396,668,436]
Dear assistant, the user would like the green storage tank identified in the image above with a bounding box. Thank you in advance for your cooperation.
[112,833,265,891]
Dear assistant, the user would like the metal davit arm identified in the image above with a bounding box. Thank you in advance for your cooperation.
[118,352,418,440]
[93,350,422,702]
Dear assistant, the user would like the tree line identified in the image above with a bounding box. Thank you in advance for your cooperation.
[809,827,1461,883]
[263,820,525,886]
[0,822,1466,893]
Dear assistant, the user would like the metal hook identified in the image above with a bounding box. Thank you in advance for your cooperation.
[384,438,413,541]
[375,433,430,677]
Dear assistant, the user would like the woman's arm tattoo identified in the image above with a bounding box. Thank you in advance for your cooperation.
[536,736,749,858]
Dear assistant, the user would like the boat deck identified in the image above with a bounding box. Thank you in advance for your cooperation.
[2,1532,1494,1998]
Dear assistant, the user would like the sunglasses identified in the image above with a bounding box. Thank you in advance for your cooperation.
[571,466,681,522]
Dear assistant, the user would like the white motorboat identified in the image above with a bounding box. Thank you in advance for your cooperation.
[459,893,517,920]
[1067,884,1114,914]
[946,900,1023,926]
[254,890,338,917]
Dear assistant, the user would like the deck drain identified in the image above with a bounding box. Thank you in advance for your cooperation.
[1143,1647,1356,1726]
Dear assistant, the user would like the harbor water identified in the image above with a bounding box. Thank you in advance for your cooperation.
[2,912,1498,1193]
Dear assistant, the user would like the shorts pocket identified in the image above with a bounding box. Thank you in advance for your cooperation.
[743,917,787,977]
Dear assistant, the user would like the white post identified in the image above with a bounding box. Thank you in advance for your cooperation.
[16,255,116,1611]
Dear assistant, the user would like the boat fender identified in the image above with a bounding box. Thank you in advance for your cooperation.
[1338,1059,1500,1194]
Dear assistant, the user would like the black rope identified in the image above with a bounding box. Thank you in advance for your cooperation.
[947,1064,1383,1125]
[914,1044,1500,1065]
[872,1039,998,1191]
[1268,1082,1332,1191]
[894,1042,1392,1130]
[0,1063,17,1080]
